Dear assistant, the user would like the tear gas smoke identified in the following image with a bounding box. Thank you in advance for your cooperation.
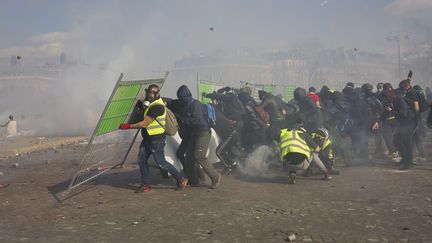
[239,146,274,176]
[1,1,432,136]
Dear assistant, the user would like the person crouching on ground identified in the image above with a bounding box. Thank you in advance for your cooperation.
[271,119,332,184]
[119,84,188,193]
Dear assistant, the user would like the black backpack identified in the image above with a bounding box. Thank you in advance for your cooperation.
[418,91,430,113]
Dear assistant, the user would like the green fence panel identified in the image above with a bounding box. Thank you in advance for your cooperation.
[263,85,274,94]
[95,84,142,136]
[197,80,223,104]
[284,85,296,101]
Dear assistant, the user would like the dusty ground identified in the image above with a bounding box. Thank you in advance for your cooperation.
[0,135,432,243]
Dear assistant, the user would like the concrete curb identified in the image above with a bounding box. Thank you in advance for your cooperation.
[0,136,86,158]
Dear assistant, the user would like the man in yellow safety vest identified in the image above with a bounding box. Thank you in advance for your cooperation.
[277,120,332,184]
[119,84,188,193]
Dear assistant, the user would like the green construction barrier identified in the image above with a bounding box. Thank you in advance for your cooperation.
[263,85,274,94]
[197,80,223,104]
[284,85,296,101]
[95,84,142,136]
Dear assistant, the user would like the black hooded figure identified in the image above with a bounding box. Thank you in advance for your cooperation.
[293,87,322,133]
[167,85,222,188]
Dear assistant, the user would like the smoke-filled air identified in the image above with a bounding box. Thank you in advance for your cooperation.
[1,0,431,135]
[2,1,432,242]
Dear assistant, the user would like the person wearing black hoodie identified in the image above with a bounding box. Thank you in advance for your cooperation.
[293,87,322,133]
[238,89,266,151]
[379,83,399,158]
[174,85,222,188]
[205,87,246,165]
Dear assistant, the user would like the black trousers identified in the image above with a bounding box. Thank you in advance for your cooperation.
[382,119,397,154]
[394,121,416,165]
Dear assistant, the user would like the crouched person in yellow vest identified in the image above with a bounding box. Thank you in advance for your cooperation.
[277,121,332,184]
[312,128,340,175]
[119,84,188,193]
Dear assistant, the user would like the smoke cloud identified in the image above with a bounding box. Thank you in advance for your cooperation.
[1,1,432,135]
[239,146,274,176]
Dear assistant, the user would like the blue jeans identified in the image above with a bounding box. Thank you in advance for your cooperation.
[138,138,183,184]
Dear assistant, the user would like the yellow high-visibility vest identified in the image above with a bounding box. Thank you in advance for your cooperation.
[312,133,332,149]
[312,133,333,158]
[280,128,312,159]
[144,98,166,136]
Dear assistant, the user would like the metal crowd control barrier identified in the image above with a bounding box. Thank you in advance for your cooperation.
[61,73,167,198]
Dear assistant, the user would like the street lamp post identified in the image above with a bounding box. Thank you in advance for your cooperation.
[386,34,409,80]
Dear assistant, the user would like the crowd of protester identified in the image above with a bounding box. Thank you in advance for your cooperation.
[119,76,432,191]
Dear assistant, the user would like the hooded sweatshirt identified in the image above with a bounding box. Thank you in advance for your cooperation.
[176,85,210,135]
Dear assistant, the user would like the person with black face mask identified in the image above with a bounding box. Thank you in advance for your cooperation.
[412,85,427,162]
[205,87,246,166]
[392,80,417,170]
[119,84,188,193]
[238,88,266,152]
[175,85,222,188]
[379,83,399,159]
[362,83,384,158]
[293,87,322,133]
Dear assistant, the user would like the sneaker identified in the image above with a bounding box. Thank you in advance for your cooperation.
[391,156,402,163]
[399,163,413,171]
[211,174,222,189]
[135,184,151,193]
[287,172,296,184]
[387,152,399,159]
[416,157,427,162]
[178,177,188,190]
[323,173,332,180]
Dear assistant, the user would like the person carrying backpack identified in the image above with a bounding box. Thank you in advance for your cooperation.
[205,87,246,166]
[412,85,428,161]
[176,85,222,188]
[379,83,399,159]
[238,88,267,152]
[362,83,385,158]
[392,80,417,170]
[118,84,188,193]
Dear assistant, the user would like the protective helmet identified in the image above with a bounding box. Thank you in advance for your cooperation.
[376,82,384,90]
[383,83,393,91]
[346,82,355,88]
[318,128,329,140]
[293,87,307,101]
[240,86,252,96]
[413,85,422,91]
[361,83,373,93]
[317,128,329,141]
[145,84,161,102]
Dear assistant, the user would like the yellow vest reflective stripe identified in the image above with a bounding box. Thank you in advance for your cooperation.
[323,138,331,150]
[312,133,333,158]
[280,129,311,159]
[144,98,166,136]
[311,133,331,149]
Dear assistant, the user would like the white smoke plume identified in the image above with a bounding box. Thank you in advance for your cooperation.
[239,145,274,176]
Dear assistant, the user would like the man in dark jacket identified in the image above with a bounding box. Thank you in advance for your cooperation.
[362,83,385,158]
[205,87,245,164]
[258,90,286,130]
[293,87,322,133]
[172,85,222,188]
[393,81,417,170]
[378,83,399,158]
[238,89,266,151]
